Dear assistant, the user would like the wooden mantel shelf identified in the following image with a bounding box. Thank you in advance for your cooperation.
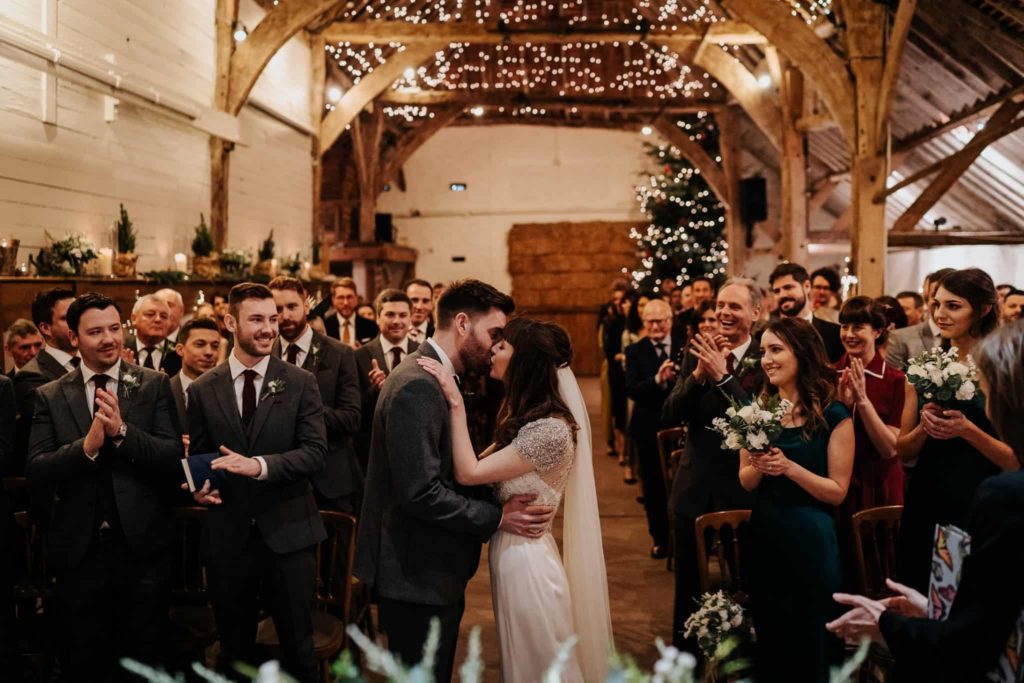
[326,242,418,263]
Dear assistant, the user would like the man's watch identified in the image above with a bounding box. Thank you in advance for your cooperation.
[113,422,128,443]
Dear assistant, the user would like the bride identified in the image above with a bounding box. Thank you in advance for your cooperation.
[418,317,613,682]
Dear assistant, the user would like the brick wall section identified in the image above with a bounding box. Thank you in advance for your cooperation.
[508,221,639,375]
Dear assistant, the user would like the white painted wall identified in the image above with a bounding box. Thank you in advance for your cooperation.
[887,246,1024,294]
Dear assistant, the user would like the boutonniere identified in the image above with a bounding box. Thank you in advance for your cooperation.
[261,378,286,401]
[120,370,142,399]
[739,355,760,372]
[308,341,322,367]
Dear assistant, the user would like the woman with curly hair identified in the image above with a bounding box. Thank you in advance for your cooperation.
[739,317,854,682]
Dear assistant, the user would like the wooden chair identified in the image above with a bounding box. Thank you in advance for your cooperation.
[168,506,217,668]
[656,428,686,570]
[851,505,903,599]
[694,510,752,603]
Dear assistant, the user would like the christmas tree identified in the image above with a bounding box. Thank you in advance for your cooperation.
[631,112,728,290]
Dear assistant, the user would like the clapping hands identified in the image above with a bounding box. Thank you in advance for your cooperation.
[828,578,927,645]
[838,358,868,409]
[689,332,730,383]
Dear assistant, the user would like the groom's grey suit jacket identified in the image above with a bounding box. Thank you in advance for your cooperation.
[355,342,502,606]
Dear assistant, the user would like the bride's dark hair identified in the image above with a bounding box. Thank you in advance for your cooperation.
[494,317,579,448]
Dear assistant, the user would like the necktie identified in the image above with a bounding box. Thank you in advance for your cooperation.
[656,342,668,363]
[342,321,352,346]
[242,369,257,426]
[726,353,736,375]
[286,343,300,365]
[70,356,81,369]
[93,374,110,416]
[390,346,403,371]
[142,346,156,369]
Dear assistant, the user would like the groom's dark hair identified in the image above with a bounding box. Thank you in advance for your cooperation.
[435,279,514,329]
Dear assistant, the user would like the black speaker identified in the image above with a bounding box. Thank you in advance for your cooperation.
[740,177,768,224]
[374,213,394,243]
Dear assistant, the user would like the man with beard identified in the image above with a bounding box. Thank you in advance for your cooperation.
[324,277,378,347]
[356,279,553,683]
[663,278,763,654]
[270,276,362,513]
[28,293,182,679]
[126,295,181,375]
[186,283,327,683]
[1001,288,1024,324]
[170,318,222,433]
[354,289,418,472]
[768,263,844,363]
[405,278,436,343]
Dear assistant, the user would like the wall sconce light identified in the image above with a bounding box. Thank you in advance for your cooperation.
[232,21,249,43]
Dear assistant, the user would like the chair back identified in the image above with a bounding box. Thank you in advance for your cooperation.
[656,427,687,495]
[171,506,208,602]
[316,511,359,625]
[851,505,903,599]
[694,509,752,603]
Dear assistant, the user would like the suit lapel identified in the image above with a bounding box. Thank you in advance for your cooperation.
[247,358,283,447]
[116,361,138,422]
[40,350,68,380]
[211,366,247,443]
[369,340,388,375]
[303,332,325,373]
[59,369,92,436]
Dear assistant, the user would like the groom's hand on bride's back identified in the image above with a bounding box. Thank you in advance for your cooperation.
[499,494,556,538]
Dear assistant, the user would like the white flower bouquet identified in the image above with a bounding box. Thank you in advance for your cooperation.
[905,346,978,405]
[709,394,791,453]
[683,590,754,661]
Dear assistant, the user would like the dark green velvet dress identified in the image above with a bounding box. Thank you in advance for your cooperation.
[749,401,850,683]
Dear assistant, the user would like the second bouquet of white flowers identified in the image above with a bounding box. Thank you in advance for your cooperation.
[709,394,791,453]
[905,346,978,405]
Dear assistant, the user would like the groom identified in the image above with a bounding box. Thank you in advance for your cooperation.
[356,279,555,682]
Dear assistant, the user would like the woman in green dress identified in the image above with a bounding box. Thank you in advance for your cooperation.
[740,317,855,682]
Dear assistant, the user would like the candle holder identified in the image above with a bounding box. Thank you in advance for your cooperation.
[0,238,19,276]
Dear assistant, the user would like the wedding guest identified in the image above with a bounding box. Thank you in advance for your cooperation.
[995,283,1013,305]
[663,278,763,653]
[673,277,715,342]
[602,289,628,464]
[193,303,230,363]
[405,278,436,343]
[875,295,908,332]
[686,299,719,341]
[896,291,925,327]
[1001,288,1024,323]
[0,372,15,673]
[679,284,694,313]
[28,293,183,680]
[740,317,854,682]
[186,283,327,683]
[432,281,446,303]
[324,277,378,347]
[354,290,418,472]
[211,292,229,327]
[126,295,181,375]
[3,319,43,375]
[669,287,683,314]
[660,277,677,299]
[270,276,362,513]
[625,299,680,559]
[829,320,1024,682]
[154,288,186,344]
[810,267,842,323]
[618,291,644,482]
[170,318,222,435]
[356,303,376,322]
[598,281,628,458]
[886,268,954,370]
[894,268,1017,593]
[769,263,844,364]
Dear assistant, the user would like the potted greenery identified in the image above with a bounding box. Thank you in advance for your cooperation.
[112,204,138,277]
[252,230,276,277]
[191,213,220,279]
[30,232,97,276]
[218,248,251,280]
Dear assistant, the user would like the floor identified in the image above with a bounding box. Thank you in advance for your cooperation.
[451,377,674,681]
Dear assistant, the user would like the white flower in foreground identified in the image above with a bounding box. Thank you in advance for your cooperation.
[955,380,976,402]
[737,405,755,421]
[747,430,769,451]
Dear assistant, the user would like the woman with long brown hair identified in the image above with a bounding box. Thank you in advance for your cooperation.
[739,317,854,682]
[418,317,612,683]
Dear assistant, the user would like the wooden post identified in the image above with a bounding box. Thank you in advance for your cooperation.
[779,63,809,265]
[210,0,238,252]
[310,36,326,259]
[718,105,746,275]
[350,108,384,242]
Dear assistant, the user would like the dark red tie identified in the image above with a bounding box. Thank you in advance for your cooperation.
[242,370,257,426]
[93,374,110,416]
[286,344,300,365]
[726,353,736,375]
[390,347,403,372]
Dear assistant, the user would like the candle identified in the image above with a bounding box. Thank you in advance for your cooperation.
[299,261,312,280]
[97,248,113,276]
[174,252,188,272]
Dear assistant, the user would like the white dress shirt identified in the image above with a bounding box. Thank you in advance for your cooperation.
[227,352,271,479]
[408,321,430,342]
[426,338,457,379]
[380,336,410,372]
[280,325,314,367]
[45,345,79,372]
[137,341,164,370]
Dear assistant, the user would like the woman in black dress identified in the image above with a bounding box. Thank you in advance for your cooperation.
[894,268,1016,593]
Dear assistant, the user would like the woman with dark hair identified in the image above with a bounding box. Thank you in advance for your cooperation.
[894,268,1016,593]
[740,317,854,682]
[836,296,906,515]
[418,317,612,683]
[688,299,719,340]
[875,294,909,331]
[829,321,1024,681]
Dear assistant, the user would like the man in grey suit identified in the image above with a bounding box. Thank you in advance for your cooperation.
[169,317,223,437]
[186,283,327,683]
[355,279,554,683]
[270,276,363,513]
[886,268,953,370]
[27,293,183,679]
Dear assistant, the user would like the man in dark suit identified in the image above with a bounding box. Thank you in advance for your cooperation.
[663,278,764,652]
[769,262,844,363]
[625,298,682,559]
[322,277,378,347]
[186,283,327,683]
[0,374,17,674]
[125,294,182,376]
[170,318,223,438]
[356,279,552,683]
[354,289,418,471]
[405,278,436,343]
[27,292,183,679]
[270,276,362,513]
[13,288,78,476]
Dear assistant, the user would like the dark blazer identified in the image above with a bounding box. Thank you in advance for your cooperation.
[812,316,844,364]
[323,313,378,347]
[354,338,420,446]
[274,331,363,500]
[186,356,328,560]
[12,348,72,476]
[169,373,189,431]
[355,343,502,606]
[879,470,1024,682]
[662,337,762,519]
[0,376,14,475]
[885,321,939,371]
[26,362,183,569]
[125,337,182,376]
[624,335,684,443]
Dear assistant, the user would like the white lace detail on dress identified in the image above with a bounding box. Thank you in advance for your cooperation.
[496,417,575,510]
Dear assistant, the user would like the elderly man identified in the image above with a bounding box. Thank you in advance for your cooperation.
[625,298,682,560]
[154,288,186,344]
[126,295,181,375]
[4,319,43,376]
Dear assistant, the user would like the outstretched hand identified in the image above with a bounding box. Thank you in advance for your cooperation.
[499,494,555,539]
[417,358,463,409]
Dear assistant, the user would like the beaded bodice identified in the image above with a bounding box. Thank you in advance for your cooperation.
[494,417,575,511]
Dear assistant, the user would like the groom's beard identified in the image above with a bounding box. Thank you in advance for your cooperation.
[458,334,492,375]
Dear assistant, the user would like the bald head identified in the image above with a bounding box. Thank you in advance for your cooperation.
[642,298,673,342]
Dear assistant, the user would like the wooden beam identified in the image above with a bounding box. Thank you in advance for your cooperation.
[718,105,747,274]
[893,84,1024,153]
[722,0,857,146]
[653,115,730,208]
[320,43,443,155]
[888,231,1024,247]
[892,99,1024,231]
[778,62,809,264]
[227,0,343,115]
[210,0,238,251]
[875,0,917,142]
[378,106,463,194]
[350,107,384,241]
[380,89,725,112]
[808,179,838,215]
[795,112,838,133]
[311,36,326,253]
